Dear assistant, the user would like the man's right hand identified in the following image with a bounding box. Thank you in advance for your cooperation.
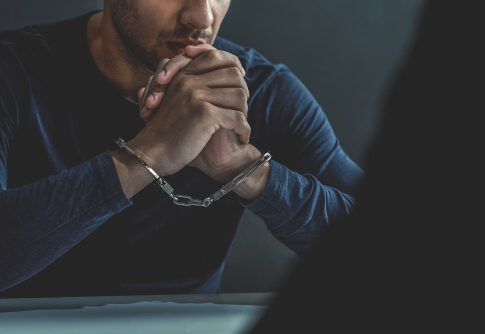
[128,48,251,177]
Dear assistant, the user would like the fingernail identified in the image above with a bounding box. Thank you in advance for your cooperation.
[148,94,155,102]
[158,69,166,79]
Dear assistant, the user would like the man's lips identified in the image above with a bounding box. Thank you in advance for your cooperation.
[166,42,186,56]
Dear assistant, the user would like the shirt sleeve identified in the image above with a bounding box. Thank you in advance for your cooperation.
[0,43,133,293]
[243,65,364,256]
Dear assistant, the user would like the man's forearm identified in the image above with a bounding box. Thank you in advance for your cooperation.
[110,146,157,199]
[0,152,132,292]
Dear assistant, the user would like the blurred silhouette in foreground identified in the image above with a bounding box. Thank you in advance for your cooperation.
[251,0,482,331]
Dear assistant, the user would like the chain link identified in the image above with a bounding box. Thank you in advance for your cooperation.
[113,138,271,207]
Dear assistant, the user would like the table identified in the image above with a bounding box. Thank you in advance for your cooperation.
[0,293,275,334]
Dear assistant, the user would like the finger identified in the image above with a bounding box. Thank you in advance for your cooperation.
[138,86,154,117]
[139,73,156,110]
[139,81,165,120]
[184,43,216,58]
[140,108,155,123]
[139,59,169,109]
[143,90,165,110]
[196,66,248,90]
[156,53,192,85]
[197,67,249,98]
[138,86,145,101]
[213,107,251,144]
[185,49,246,78]
[199,88,249,117]
[140,92,165,122]
[137,76,158,103]
[139,84,164,115]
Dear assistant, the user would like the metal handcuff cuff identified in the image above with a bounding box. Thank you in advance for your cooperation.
[114,138,271,207]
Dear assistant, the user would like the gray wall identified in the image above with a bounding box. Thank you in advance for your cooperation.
[0,0,101,29]
[0,0,424,293]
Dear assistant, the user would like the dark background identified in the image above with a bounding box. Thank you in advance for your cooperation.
[0,0,424,292]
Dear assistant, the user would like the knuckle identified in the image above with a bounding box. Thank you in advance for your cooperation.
[235,87,248,100]
[176,76,191,90]
[245,122,252,134]
[198,102,213,118]
[216,49,228,60]
[236,111,246,123]
[238,78,250,97]
[207,49,221,61]
[244,88,250,100]
[226,66,241,78]
[229,53,241,67]
[242,104,249,117]
[188,89,204,103]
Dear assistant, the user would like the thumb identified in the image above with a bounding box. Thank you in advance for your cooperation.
[184,43,215,58]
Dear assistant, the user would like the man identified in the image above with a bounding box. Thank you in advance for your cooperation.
[0,0,363,297]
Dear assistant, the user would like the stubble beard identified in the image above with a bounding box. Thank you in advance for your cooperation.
[110,0,160,73]
[110,0,214,74]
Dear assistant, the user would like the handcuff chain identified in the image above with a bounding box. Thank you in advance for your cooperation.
[114,138,271,207]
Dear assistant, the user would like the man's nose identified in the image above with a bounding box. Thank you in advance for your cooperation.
[180,0,214,30]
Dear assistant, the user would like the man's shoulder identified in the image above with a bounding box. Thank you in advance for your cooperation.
[0,12,93,70]
[0,13,94,127]
[0,24,48,67]
[214,36,272,65]
[214,37,289,90]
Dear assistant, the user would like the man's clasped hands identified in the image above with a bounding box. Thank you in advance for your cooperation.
[129,45,267,200]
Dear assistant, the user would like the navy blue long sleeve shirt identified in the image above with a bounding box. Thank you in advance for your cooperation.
[0,11,363,297]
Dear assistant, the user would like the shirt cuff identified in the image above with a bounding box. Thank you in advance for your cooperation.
[239,159,299,231]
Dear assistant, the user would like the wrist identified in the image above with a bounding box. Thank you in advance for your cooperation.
[233,159,270,202]
[219,145,271,202]
[127,136,168,177]
[109,146,155,199]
